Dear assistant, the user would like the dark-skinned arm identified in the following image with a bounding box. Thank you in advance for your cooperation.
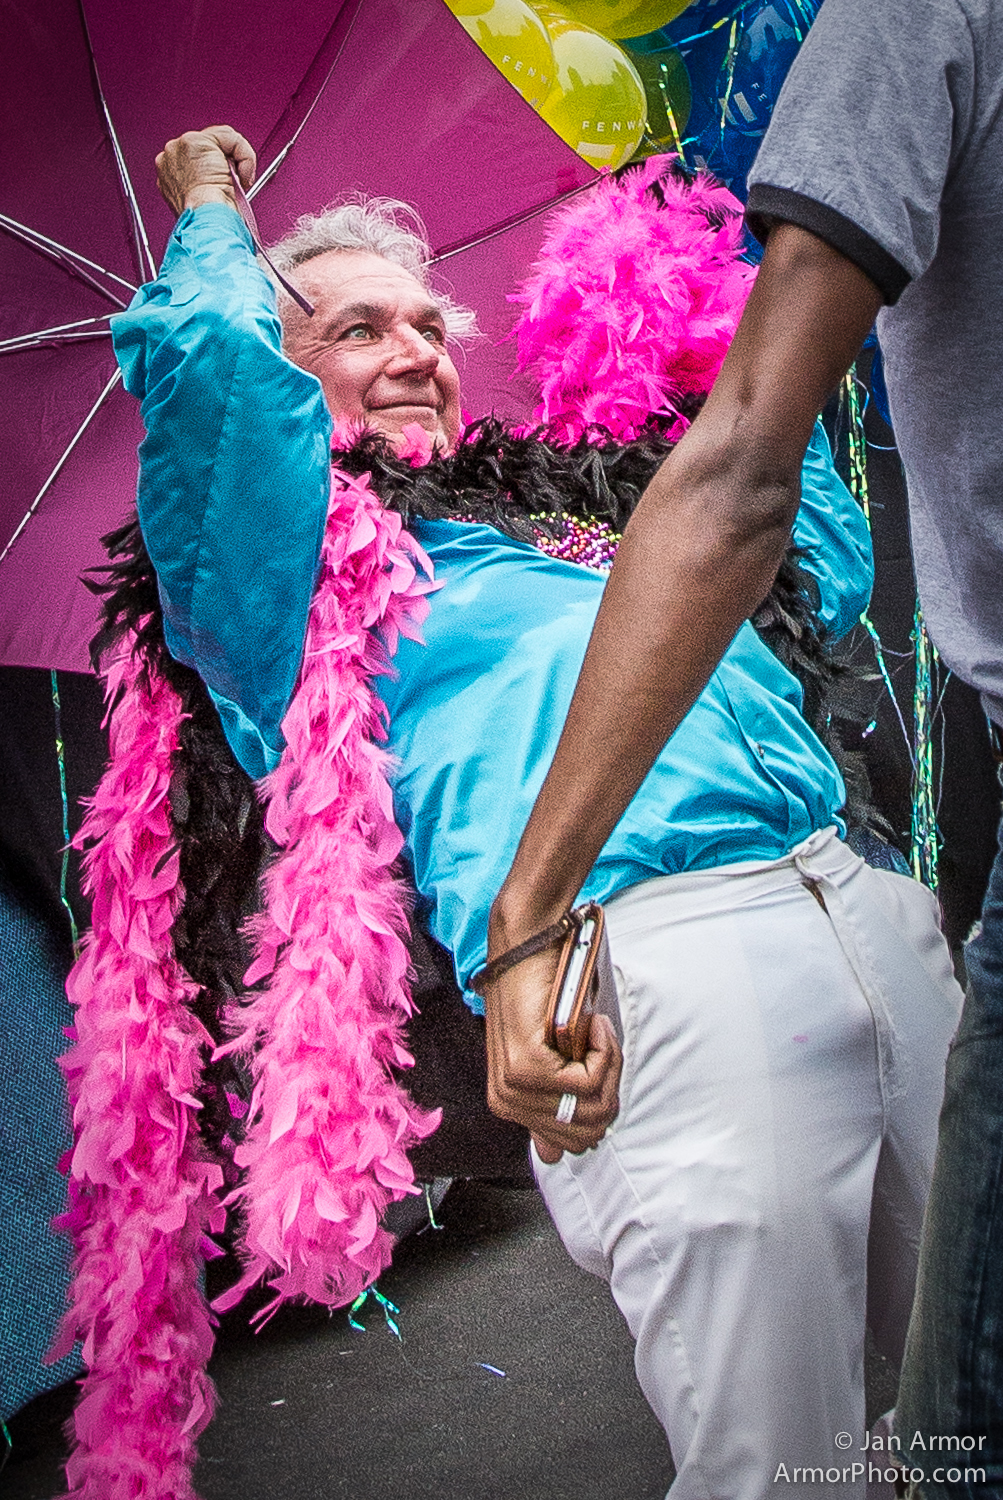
[484,222,884,1163]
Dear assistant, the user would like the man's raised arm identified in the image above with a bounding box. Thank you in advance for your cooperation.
[110,128,332,780]
[484,223,883,1153]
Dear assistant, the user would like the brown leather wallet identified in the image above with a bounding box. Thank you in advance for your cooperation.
[545,902,622,1063]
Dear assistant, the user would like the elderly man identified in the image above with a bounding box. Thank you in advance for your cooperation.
[104,126,961,1499]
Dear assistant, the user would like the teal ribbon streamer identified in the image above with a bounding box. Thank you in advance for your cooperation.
[911,605,940,888]
[348,1285,402,1341]
[841,372,941,890]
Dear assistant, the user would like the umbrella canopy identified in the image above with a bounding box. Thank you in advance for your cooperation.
[0,0,595,673]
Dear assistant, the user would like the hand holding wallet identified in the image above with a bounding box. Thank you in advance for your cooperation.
[545,902,623,1063]
[472,900,623,1065]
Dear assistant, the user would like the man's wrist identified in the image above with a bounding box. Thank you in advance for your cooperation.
[182,185,236,213]
[488,875,577,957]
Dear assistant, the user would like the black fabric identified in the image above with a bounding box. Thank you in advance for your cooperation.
[0,665,107,962]
[404,922,531,1183]
[745,184,911,305]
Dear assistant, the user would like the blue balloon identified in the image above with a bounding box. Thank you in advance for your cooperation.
[625,0,822,199]
[862,328,894,430]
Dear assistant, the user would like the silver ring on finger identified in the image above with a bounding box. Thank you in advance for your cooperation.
[555,1091,577,1125]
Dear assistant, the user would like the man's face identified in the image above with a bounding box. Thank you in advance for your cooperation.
[282,250,462,453]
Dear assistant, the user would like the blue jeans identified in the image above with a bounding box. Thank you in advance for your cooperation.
[897,800,1003,1497]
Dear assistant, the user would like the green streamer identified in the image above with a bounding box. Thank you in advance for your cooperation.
[843,373,871,525]
[423,1183,444,1231]
[840,371,940,890]
[348,1284,402,1341]
[717,19,741,151]
[787,0,817,39]
[858,615,914,763]
[911,606,940,888]
[51,669,81,958]
[1,1418,11,1475]
[842,372,909,751]
[661,86,685,159]
[671,0,755,50]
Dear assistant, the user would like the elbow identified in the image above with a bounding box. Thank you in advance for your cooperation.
[608,424,808,630]
[643,429,804,570]
[715,471,802,560]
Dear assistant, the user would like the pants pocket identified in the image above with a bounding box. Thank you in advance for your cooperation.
[607,946,641,1129]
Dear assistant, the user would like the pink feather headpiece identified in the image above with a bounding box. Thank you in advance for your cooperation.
[513,156,755,444]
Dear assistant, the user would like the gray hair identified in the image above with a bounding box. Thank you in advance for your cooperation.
[267,195,478,341]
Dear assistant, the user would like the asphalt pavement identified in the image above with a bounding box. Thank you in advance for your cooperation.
[4,1179,898,1500]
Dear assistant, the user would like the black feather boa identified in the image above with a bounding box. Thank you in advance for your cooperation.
[335,418,856,767]
[88,525,264,1168]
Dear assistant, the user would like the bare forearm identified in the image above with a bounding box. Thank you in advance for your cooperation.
[492,427,801,940]
[490,223,883,948]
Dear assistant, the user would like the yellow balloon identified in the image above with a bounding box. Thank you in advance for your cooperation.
[551,0,691,39]
[445,0,557,110]
[628,46,691,152]
[614,0,693,37]
[534,7,647,170]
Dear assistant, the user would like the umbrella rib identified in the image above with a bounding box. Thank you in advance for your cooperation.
[77,0,157,282]
[0,214,134,307]
[428,177,600,265]
[0,315,113,354]
[250,0,367,199]
[0,365,122,567]
[0,215,137,287]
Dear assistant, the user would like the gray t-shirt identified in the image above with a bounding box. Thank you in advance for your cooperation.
[746,0,1003,724]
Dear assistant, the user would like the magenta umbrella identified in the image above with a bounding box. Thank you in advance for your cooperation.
[0,0,595,673]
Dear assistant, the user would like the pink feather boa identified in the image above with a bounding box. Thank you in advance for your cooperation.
[214,463,440,1320]
[53,648,223,1500]
[56,467,439,1498]
[513,157,756,444]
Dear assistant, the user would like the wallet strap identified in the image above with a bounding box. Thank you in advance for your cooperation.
[469,912,576,995]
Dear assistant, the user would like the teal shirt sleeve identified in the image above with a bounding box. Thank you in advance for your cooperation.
[791,421,874,640]
[110,204,332,780]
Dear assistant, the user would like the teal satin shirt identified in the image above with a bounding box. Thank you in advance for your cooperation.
[113,206,874,1005]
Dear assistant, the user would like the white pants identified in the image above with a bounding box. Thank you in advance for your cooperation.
[533,828,962,1500]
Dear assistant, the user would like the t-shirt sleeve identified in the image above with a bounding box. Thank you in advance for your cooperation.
[745,0,975,304]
